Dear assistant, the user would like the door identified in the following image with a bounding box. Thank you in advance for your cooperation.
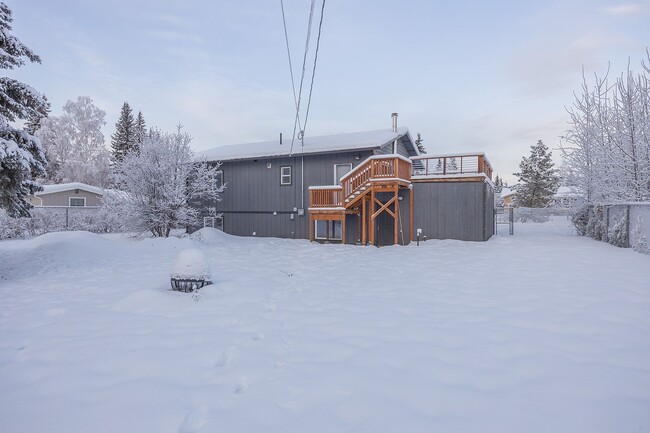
[334,163,353,185]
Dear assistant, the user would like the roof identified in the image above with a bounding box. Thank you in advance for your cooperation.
[196,127,414,162]
[36,182,104,196]
[500,187,516,198]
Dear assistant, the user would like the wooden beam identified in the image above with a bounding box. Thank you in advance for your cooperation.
[394,187,399,245]
[309,214,314,242]
[341,215,346,244]
[362,196,367,245]
[371,195,396,220]
[370,187,375,246]
[409,188,414,242]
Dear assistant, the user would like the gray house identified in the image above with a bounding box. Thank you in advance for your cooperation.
[196,123,494,245]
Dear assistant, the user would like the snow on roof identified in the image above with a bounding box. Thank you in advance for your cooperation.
[500,187,516,198]
[36,182,104,196]
[555,186,580,198]
[196,127,411,162]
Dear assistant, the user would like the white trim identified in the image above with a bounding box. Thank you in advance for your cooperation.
[280,166,292,185]
[69,197,86,207]
[308,207,345,211]
[308,185,342,190]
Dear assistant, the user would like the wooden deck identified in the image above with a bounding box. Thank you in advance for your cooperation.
[309,155,412,245]
[309,153,493,245]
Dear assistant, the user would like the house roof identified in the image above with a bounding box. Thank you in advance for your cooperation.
[500,187,516,198]
[36,182,104,196]
[196,127,416,162]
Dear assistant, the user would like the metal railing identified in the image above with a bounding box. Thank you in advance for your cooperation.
[411,154,492,180]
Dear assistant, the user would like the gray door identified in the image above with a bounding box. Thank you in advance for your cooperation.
[334,163,353,185]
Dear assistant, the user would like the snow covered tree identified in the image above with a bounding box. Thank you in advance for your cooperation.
[111,102,135,163]
[134,111,146,149]
[36,96,112,187]
[104,126,223,237]
[514,140,560,207]
[562,54,650,204]
[0,2,49,216]
[415,132,426,154]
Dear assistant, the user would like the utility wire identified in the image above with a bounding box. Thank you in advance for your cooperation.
[303,0,326,137]
[280,0,302,130]
[289,0,316,156]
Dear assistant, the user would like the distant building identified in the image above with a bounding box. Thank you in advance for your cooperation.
[27,182,104,208]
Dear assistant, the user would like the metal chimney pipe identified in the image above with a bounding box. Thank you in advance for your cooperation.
[391,112,398,153]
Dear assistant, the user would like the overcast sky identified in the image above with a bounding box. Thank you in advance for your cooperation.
[8,0,650,183]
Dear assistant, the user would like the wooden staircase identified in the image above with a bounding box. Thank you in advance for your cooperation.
[309,155,412,245]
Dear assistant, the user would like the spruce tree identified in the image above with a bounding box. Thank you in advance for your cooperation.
[494,175,503,193]
[415,132,426,154]
[111,102,135,163]
[0,2,49,217]
[514,140,561,207]
[134,111,146,152]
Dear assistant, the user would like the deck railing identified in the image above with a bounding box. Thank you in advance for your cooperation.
[411,154,492,180]
[340,155,412,199]
[309,186,342,208]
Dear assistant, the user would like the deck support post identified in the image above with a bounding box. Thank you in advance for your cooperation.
[362,196,367,245]
[394,185,399,245]
[409,188,414,242]
[370,187,376,246]
[309,213,314,242]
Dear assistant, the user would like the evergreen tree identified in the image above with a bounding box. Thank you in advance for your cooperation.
[134,111,146,151]
[111,102,135,163]
[0,2,49,217]
[514,140,561,207]
[415,132,426,154]
[24,95,50,134]
[494,175,503,193]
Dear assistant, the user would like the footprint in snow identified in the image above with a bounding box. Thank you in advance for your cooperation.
[252,332,265,341]
[234,376,249,394]
[215,346,237,368]
[177,405,209,433]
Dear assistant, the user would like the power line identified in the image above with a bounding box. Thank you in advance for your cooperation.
[289,0,316,156]
[303,0,326,137]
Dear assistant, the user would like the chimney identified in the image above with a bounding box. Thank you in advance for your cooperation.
[391,112,398,132]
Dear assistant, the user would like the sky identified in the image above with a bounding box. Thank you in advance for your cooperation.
[7,0,650,183]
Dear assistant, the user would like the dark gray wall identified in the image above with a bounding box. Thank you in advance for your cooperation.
[413,181,493,241]
[197,150,374,239]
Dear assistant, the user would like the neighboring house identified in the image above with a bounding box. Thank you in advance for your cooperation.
[550,186,580,208]
[27,182,104,208]
[195,119,494,245]
[500,187,516,207]
[497,186,579,209]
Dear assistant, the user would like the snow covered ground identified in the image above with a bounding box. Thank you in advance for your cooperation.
[1,219,649,433]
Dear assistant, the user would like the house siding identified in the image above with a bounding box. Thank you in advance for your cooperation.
[374,136,410,158]
[36,190,102,207]
[412,181,493,241]
[197,150,374,239]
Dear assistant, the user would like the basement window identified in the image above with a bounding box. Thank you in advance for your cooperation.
[203,215,223,231]
[314,220,342,241]
[280,166,292,185]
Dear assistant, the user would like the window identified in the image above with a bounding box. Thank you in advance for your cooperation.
[203,216,223,231]
[280,166,292,185]
[214,170,223,190]
[69,197,86,207]
[314,220,342,240]
[334,163,352,185]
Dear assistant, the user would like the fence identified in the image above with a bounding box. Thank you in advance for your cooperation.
[585,203,650,250]
[494,207,514,235]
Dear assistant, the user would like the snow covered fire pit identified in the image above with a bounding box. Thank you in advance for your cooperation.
[170,248,212,292]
